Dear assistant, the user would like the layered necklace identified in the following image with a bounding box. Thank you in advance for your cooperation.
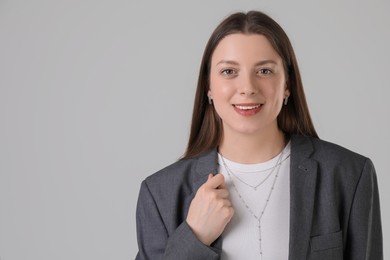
[220,147,288,259]
[226,153,290,191]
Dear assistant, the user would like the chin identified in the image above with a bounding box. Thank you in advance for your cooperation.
[234,126,264,136]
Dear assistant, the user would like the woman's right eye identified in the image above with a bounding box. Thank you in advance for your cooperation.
[221,69,236,75]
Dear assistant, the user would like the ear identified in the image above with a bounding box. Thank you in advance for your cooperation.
[207,89,212,97]
[284,83,290,97]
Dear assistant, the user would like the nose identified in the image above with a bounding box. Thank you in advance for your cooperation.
[239,74,257,97]
[240,88,256,97]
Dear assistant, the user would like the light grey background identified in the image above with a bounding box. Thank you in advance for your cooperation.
[0,0,388,259]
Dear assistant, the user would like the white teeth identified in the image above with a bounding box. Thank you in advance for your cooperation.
[235,105,261,110]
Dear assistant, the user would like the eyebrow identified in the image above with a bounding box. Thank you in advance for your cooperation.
[216,59,278,66]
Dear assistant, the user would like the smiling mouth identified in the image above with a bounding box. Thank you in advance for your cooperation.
[233,104,261,110]
[232,103,263,116]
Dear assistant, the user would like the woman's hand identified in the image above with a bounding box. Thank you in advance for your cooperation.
[186,173,234,246]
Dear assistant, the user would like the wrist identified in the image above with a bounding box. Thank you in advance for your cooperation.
[185,219,212,246]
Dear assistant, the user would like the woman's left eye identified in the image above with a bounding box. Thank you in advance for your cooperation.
[257,69,273,75]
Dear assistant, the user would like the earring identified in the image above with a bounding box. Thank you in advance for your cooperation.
[208,95,213,105]
[284,96,289,105]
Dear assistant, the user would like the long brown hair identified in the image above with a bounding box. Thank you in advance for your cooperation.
[183,11,318,159]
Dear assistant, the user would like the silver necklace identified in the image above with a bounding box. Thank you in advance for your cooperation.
[220,148,285,259]
[227,153,289,191]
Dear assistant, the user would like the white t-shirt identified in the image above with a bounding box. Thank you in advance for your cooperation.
[218,142,291,260]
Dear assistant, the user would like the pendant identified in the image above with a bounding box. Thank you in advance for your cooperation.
[258,220,263,259]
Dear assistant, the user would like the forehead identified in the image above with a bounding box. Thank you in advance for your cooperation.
[211,33,282,65]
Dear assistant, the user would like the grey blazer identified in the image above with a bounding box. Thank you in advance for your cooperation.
[135,135,383,259]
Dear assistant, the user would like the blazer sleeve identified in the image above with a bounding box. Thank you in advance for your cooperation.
[345,158,383,260]
[135,180,221,260]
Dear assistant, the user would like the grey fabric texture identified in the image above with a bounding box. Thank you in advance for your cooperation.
[135,135,383,260]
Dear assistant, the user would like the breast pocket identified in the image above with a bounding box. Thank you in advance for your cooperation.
[309,231,343,260]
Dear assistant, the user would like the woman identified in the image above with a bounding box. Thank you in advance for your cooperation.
[135,11,382,260]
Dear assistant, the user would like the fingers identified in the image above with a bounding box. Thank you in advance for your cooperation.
[213,188,229,200]
[207,174,228,198]
[205,173,225,189]
[220,198,232,208]
[199,174,229,199]
[196,173,232,208]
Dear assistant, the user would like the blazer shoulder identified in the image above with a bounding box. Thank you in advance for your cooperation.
[292,135,372,177]
[310,137,368,162]
[144,157,199,187]
[300,136,374,180]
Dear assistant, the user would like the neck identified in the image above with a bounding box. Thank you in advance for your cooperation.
[219,127,286,164]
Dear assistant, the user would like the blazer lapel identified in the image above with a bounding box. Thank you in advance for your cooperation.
[289,135,318,259]
[193,148,224,251]
[193,147,219,189]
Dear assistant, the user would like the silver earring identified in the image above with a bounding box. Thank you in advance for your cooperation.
[208,95,213,104]
[284,96,289,105]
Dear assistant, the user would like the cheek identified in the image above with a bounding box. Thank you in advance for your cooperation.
[209,80,234,100]
[267,79,286,97]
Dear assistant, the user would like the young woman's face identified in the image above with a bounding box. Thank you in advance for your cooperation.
[208,33,289,137]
